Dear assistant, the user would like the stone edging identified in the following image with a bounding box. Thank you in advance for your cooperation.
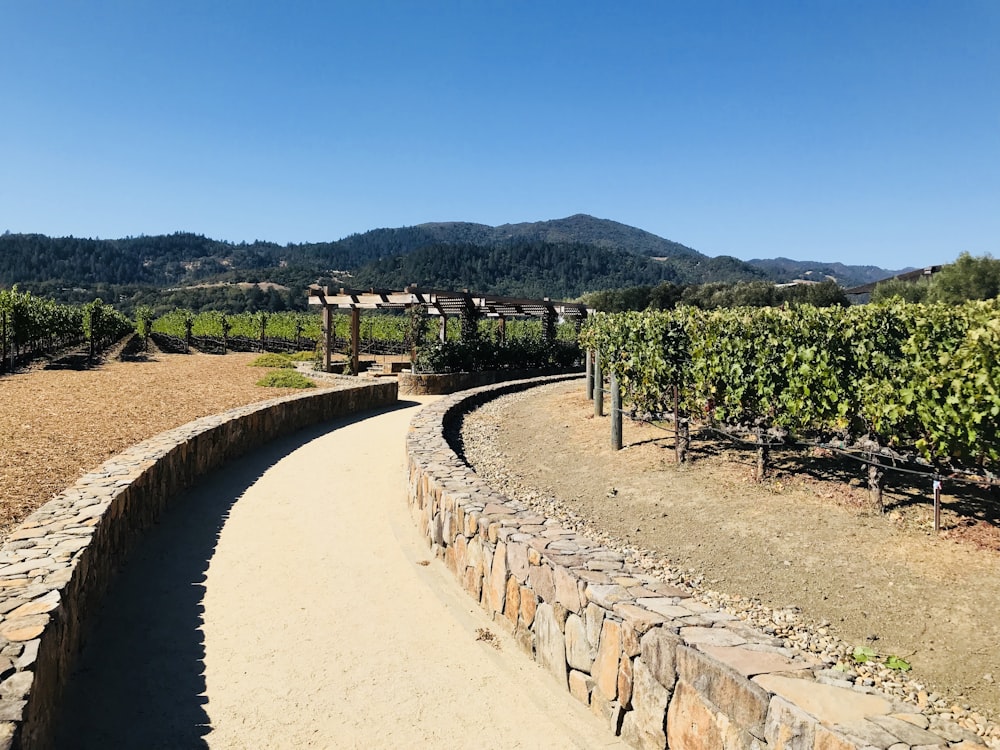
[0,381,398,750]
[399,367,583,395]
[405,375,985,750]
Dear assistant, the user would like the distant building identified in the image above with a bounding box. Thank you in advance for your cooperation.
[845,265,942,302]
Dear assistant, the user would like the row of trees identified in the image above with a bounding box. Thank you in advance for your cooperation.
[581,299,1000,508]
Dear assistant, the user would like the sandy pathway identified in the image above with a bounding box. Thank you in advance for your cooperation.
[55,398,625,749]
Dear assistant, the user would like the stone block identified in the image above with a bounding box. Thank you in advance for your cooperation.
[569,669,593,705]
[667,679,759,750]
[586,583,632,609]
[528,563,555,604]
[585,602,606,649]
[763,695,817,750]
[0,672,32,701]
[533,603,567,689]
[868,714,951,746]
[466,538,485,581]
[503,575,520,625]
[640,628,681,692]
[614,602,669,635]
[622,622,641,658]
[618,654,634,709]
[680,626,747,648]
[519,586,536,628]
[700,644,804,677]
[553,566,582,612]
[590,690,616,726]
[621,658,669,750]
[452,535,468,572]
[753,673,892,740]
[462,565,482,601]
[507,540,529,583]
[592,618,623,702]
[513,622,533,655]
[677,645,768,739]
[444,542,459,574]
[564,614,594,673]
[814,723,873,750]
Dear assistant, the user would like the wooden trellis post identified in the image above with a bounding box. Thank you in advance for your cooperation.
[610,370,622,450]
[594,349,603,417]
[350,307,361,375]
[585,349,593,399]
[323,306,332,373]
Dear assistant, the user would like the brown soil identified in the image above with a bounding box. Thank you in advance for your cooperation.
[0,350,323,535]
[483,380,1000,721]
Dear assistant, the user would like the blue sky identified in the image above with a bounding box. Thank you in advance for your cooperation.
[2,1,997,269]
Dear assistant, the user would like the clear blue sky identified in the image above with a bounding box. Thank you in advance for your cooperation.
[2,1,997,269]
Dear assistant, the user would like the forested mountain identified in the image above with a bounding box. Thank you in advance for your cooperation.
[0,216,905,313]
[349,241,702,299]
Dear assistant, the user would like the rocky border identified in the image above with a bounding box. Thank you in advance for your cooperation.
[406,375,986,750]
[0,380,397,750]
[399,366,583,396]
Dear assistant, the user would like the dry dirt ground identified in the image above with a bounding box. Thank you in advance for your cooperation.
[0,349,322,535]
[464,380,1000,723]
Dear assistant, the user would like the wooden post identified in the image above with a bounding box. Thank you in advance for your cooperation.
[497,316,506,345]
[350,307,361,375]
[438,313,447,343]
[674,385,689,464]
[585,349,593,399]
[1,310,7,374]
[594,349,604,417]
[323,306,332,373]
[610,370,622,450]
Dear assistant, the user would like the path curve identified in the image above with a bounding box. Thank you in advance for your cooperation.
[55,398,626,749]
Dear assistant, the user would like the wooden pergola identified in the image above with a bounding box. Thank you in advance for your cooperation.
[307,284,590,373]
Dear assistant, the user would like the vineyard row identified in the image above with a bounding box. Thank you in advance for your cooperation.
[1,288,132,371]
[580,300,1000,493]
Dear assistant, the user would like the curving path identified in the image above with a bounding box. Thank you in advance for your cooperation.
[54,397,626,749]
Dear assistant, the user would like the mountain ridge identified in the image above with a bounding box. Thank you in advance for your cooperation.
[0,215,909,310]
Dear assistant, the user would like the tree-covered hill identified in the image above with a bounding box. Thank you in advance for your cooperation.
[0,215,906,312]
[347,241,688,299]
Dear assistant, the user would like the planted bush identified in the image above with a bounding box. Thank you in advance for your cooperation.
[255,370,316,388]
[249,353,295,368]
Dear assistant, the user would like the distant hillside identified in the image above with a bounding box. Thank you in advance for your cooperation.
[746,257,911,288]
[422,214,703,259]
[350,241,708,299]
[331,214,704,264]
[0,216,905,312]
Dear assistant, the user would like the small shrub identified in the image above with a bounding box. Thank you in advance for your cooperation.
[249,353,294,368]
[256,370,316,388]
[286,351,316,361]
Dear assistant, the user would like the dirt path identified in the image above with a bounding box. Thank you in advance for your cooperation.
[460,380,1000,726]
[54,399,627,749]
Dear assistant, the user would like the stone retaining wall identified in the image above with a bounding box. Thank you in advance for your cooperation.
[399,367,582,395]
[0,381,397,750]
[405,375,984,750]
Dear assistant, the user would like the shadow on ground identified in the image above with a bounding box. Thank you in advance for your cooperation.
[52,402,412,749]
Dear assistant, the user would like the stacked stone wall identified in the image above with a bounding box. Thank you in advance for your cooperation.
[0,381,397,750]
[406,375,985,750]
[399,367,583,395]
